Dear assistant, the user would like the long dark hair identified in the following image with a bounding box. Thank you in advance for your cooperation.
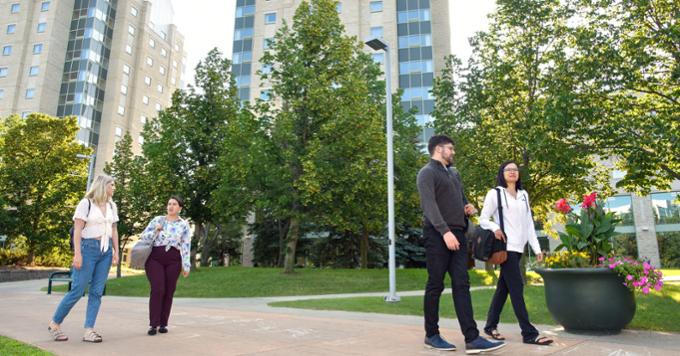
[496,160,523,190]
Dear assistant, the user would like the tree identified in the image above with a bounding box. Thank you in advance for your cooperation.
[432,0,609,217]
[260,0,397,272]
[142,48,243,267]
[0,114,90,263]
[104,133,153,277]
[568,0,679,193]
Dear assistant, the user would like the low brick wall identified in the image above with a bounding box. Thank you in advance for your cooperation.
[0,268,68,283]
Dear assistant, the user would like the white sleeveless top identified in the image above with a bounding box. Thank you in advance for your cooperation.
[73,198,119,252]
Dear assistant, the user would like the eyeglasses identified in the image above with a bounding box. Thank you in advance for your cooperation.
[504,168,519,172]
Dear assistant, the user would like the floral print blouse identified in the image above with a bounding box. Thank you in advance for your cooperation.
[140,216,192,272]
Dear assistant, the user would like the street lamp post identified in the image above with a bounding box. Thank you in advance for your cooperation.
[77,153,96,191]
[366,38,399,303]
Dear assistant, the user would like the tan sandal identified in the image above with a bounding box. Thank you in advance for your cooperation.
[48,325,68,342]
[82,329,102,343]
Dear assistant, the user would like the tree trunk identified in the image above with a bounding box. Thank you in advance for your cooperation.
[200,222,211,266]
[360,229,369,269]
[282,217,300,274]
[190,222,203,269]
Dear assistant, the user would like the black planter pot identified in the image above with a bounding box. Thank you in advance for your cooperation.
[535,267,636,334]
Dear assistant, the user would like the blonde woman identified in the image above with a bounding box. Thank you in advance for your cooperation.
[48,175,119,343]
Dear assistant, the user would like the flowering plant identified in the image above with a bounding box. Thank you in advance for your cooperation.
[553,192,619,265]
[600,256,664,294]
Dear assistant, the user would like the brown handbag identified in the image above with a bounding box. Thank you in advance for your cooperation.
[489,188,507,265]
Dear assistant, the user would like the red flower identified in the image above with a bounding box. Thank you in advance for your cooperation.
[581,192,597,209]
[555,198,572,214]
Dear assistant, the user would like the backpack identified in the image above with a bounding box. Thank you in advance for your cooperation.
[471,188,507,265]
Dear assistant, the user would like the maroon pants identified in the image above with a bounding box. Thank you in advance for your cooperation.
[145,246,181,327]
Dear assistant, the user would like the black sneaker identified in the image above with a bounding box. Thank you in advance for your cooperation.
[147,327,157,336]
[159,326,168,334]
[465,336,505,354]
[424,334,457,351]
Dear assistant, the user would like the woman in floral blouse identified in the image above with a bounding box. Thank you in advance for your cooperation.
[139,196,191,335]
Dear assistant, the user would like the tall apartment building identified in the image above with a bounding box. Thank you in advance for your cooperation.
[0,0,185,175]
[232,0,450,142]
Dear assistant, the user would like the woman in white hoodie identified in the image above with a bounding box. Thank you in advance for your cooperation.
[479,161,553,346]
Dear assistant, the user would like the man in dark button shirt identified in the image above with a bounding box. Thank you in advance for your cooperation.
[416,135,505,353]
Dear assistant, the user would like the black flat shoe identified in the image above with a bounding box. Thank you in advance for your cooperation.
[148,327,157,336]
[159,326,168,334]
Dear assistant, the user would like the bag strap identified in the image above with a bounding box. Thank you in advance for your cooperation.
[495,188,504,233]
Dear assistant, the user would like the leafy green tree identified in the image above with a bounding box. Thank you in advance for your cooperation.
[568,0,679,193]
[104,133,153,277]
[0,114,90,263]
[142,48,243,267]
[432,0,609,218]
[260,0,397,272]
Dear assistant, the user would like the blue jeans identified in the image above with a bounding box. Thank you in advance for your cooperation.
[52,238,112,328]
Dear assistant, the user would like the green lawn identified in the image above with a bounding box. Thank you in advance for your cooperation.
[0,335,53,356]
[661,269,680,277]
[269,284,680,332]
[46,267,507,298]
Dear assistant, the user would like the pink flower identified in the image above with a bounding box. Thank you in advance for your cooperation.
[598,257,605,262]
[643,262,651,270]
[609,263,617,269]
[654,284,662,291]
[640,277,647,284]
[581,192,597,209]
[626,275,633,281]
[642,286,650,295]
[555,198,572,214]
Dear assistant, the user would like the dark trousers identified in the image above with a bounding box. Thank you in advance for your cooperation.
[484,251,538,342]
[145,246,182,327]
[423,226,479,343]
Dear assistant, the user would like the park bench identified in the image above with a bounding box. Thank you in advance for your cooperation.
[47,270,106,296]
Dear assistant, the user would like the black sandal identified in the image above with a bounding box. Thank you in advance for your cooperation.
[525,335,553,345]
[484,329,505,340]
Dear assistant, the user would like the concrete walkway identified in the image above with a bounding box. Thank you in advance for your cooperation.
[0,279,678,356]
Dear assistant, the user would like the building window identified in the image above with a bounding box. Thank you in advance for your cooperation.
[159,66,166,75]
[259,89,271,101]
[261,64,272,74]
[120,84,127,95]
[157,85,163,93]
[131,6,138,17]
[41,2,50,12]
[0,67,7,77]
[123,64,131,75]
[264,12,277,24]
[605,195,635,226]
[172,60,177,68]
[117,105,125,115]
[138,136,144,145]
[125,45,132,54]
[37,23,47,33]
[142,96,149,105]
[370,1,383,12]
[160,48,167,57]
[10,3,20,13]
[6,24,16,34]
[336,3,342,13]
[128,25,135,36]
[25,88,35,99]
[652,192,680,225]
[21,112,31,118]
[372,53,384,64]
[171,77,176,85]
[33,44,43,54]
[149,39,156,48]
[140,116,147,125]
[144,76,151,86]
[115,127,123,137]
[263,37,273,50]
[160,31,167,40]
[146,57,153,66]
[29,66,40,76]
[370,26,383,39]
[155,103,161,111]
[0,89,4,99]
[2,46,11,56]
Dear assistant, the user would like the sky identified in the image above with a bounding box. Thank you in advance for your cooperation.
[172,0,496,87]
